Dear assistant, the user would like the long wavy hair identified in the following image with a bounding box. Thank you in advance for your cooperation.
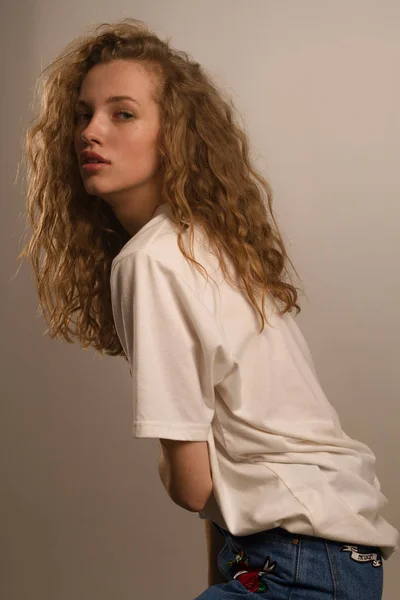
[17,18,303,361]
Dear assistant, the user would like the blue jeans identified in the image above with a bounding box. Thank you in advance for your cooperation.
[195,524,383,599]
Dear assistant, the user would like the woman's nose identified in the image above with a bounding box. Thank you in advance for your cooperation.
[80,131,97,145]
[80,117,104,144]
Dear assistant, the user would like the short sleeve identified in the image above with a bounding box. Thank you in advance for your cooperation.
[111,250,229,441]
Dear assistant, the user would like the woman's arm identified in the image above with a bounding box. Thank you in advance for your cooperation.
[158,439,213,512]
[159,451,226,585]
[158,445,225,585]
[205,519,227,586]
[158,444,172,495]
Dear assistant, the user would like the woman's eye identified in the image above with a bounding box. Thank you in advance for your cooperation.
[75,111,134,121]
[116,111,134,120]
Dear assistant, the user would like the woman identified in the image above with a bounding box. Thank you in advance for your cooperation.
[19,18,397,599]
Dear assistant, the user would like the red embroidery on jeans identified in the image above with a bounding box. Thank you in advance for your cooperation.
[227,546,276,593]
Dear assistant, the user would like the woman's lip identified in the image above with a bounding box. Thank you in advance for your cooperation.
[82,162,111,172]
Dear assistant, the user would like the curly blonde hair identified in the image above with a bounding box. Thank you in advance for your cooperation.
[17,18,303,361]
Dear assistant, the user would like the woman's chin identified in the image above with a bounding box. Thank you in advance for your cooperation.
[83,181,111,197]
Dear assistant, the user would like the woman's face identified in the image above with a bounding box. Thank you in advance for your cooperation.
[73,59,164,236]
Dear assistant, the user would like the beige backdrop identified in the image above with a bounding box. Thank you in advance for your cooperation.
[1,1,399,598]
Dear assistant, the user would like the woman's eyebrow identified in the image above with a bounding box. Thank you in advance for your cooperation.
[75,95,141,107]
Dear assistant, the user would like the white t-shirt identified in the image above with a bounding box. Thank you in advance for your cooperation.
[110,202,398,559]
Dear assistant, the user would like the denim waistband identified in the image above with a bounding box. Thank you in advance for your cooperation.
[212,522,381,553]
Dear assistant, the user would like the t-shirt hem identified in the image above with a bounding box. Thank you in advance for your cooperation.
[133,420,210,440]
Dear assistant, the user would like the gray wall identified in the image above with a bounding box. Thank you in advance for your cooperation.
[1,1,399,598]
